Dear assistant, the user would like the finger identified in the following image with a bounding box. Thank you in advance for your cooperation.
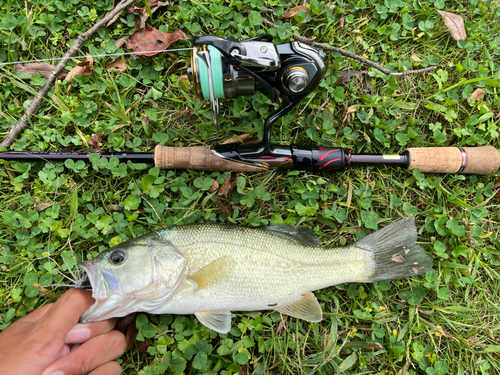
[21,303,54,323]
[66,319,118,344]
[41,330,126,375]
[36,289,94,341]
[89,361,122,375]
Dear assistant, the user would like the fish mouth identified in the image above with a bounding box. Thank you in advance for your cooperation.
[78,261,134,323]
[78,261,116,299]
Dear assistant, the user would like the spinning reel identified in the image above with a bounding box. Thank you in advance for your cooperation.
[187,35,328,168]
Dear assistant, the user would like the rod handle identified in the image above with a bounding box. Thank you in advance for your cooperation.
[406,146,500,175]
[154,145,267,172]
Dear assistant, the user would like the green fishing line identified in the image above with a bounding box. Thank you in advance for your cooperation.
[198,46,224,100]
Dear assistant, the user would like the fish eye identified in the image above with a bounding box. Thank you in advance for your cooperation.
[110,250,126,265]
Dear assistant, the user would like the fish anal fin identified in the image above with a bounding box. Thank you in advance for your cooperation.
[188,256,232,291]
[275,291,323,322]
[195,310,232,333]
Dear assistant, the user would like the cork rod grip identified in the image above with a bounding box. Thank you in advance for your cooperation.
[406,146,500,175]
[154,145,268,172]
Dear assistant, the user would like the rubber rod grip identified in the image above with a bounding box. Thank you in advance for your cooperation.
[154,145,267,172]
[406,146,500,175]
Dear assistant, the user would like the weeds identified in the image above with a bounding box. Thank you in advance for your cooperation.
[1,0,499,374]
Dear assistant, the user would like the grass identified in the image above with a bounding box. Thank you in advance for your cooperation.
[1,0,500,374]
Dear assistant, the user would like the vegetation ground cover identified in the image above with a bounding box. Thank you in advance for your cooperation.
[1,0,499,374]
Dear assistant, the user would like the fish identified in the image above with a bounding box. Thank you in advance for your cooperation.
[79,216,433,333]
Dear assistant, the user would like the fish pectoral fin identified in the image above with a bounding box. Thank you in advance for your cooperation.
[195,310,232,334]
[275,291,323,322]
[188,256,232,291]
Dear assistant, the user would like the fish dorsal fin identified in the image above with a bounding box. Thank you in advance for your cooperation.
[195,310,232,333]
[189,256,232,291]
[264,225,322,247]
[275,292,323,322]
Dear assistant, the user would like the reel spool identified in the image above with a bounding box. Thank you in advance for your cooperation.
[188,45,256,129]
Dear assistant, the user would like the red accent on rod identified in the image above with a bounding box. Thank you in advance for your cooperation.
[319,158,341,169]
[319,148,340,161]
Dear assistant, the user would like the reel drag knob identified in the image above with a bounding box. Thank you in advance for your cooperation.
[283,67,309,93]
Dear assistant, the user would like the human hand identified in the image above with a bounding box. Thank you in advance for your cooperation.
[0,289,126,375]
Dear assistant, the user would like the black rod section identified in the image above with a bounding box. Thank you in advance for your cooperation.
[0,152,155,164]
[350,153,407,167]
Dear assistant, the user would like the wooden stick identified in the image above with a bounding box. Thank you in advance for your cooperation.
[249,9,437,77]
[0,0,137,148]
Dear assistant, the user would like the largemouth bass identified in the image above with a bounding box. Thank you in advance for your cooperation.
[79,216,432,333]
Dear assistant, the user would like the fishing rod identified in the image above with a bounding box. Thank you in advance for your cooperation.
[3,35,500,175]
[1,145,499,175]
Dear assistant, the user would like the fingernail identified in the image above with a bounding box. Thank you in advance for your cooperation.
[65,324,91,343]
[49,372,64,375]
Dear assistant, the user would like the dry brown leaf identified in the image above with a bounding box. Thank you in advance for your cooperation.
[129,1,169,29]
[494,176,500,199]
[222,134,251,144]
[66,65,93,82]
[126,26,189,56]
[402,361,410,375]
[219,174,232,198]
[14,63,67,79]
[214,197,231,217]
[172,107,193,119]
[437,10,466,41]
[125,324,138,351]
[128,5,143,13]
[88,134,101,152]
[106,12,122,27]
[67,53,94,82]
[35,202,54,211]
[136,10,150,29]
[391,255,405,263]
[411,54,422,62]
[364,74,374,92]
[105,1,120,27]
[229,177,238,194]
[208,179,219,193]
[105,204,123,211]
[113,37,127,48]
[468,88,485,101]
[277,5,308,20]
[106,57,128,72]
[148,0,169,8]
[343,341,384,350]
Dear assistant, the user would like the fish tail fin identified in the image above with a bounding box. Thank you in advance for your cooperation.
[354,216,433,282]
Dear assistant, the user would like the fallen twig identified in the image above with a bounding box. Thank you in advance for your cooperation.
[0,0,137,148]
[250,10,437,77]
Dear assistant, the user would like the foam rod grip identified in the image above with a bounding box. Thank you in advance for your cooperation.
[154,145,268,172]
[406,146,500,175]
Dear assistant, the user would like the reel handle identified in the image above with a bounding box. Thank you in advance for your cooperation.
[154,145,267,172]
[406,146,500,175]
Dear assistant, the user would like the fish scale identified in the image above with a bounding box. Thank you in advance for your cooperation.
[162,225,372,300]
[79,217,433,333]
